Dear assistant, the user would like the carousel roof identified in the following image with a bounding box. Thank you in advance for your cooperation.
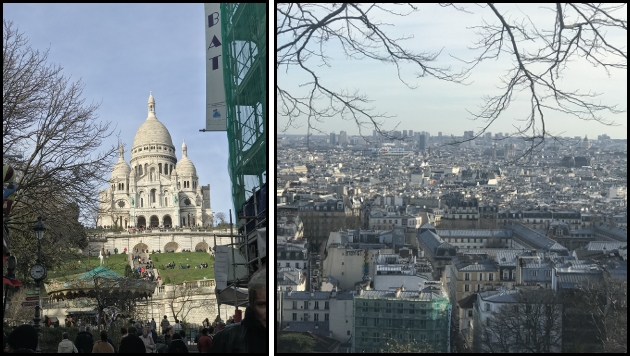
[77,266,122,280]
[45,266,156,301]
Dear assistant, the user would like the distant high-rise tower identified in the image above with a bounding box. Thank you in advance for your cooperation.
[330,132,336,146]
[373,130,377,137]
[403,130,408,138]
[339,131,348,146]
[418,134,426,150]
[408,130,413,137]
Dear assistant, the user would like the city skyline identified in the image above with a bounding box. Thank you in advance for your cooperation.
[278,4,627,139]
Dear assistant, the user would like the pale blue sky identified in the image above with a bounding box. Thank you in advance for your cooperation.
[4,4,236,222]
[277,3,627,139]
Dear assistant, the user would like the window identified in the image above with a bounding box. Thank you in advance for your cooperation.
[419,320,426,329]
[314,301,319,310]
[347,331,351,336]
[325,313,329,321]
[464,273,470,281]
[304,313,309,321]
[314,313,319,321]
[489,273,494,281]
[295,262,299,268]
[468,310,473,317]
[325,301,329,310]
[292,313,297,321]
[304,301,309,310]
[485,303,491,312]
[292,301,297,309]
[479,273,484,281]
[464,284,470,292]
[286,263,290,267]
[503,270,509,280]
[532,270,538,277]
[545,270,551,277]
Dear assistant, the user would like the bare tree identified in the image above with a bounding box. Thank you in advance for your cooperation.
[164,282,216,323]
[277,4,626,158]
[214,212,227,225]
[475,289,563,353]
[562,276,627,353]
[3,20,118,279]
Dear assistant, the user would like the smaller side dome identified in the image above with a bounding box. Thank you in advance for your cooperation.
[176,140,197,176]
[111,143,131,177]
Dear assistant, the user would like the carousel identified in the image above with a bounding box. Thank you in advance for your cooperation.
[45,266,157,327]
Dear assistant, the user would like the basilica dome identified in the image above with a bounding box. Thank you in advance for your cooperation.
[111,144,131,178]
[176,140,197,176]
[131,92,175,153]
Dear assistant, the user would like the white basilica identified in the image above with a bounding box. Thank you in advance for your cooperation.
[98,93,213,229]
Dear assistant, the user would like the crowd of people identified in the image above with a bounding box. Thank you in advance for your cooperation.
[195,262,209,269]
[4,267,267,353]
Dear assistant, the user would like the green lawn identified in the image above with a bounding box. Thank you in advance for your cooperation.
[151,252,215,285]
[46,253,130,282]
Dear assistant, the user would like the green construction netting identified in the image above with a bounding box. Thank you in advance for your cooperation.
[221,3,267,213]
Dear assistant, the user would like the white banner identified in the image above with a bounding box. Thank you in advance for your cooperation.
[214,245,229,290]
[204,3,227,131]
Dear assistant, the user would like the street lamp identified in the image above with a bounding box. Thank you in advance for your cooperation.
[30,216,47,353]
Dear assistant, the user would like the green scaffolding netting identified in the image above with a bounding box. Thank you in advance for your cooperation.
[221,3,267,213]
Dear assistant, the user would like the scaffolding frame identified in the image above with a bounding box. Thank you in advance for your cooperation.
[221,3,267,213]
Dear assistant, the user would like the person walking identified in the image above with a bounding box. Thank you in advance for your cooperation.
[141,328,156,353]
[212,268,267,353]
[6,324,38,353]
[160,315,170,335]
[58,332,79,353]
[150,318,157,334]
[168,333,188,353]
[118,326,146,353]
[179,330,187,345]
[196,328,212,353]
[92,330,115,353]
[75,326,94,353]
[194,326,203,344]
[173,319,183,333]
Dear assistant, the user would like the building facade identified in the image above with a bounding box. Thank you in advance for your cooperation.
[352,284,451,353]
[98,93,213,229]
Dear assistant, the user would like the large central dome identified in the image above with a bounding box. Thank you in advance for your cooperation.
[132,92,175,151]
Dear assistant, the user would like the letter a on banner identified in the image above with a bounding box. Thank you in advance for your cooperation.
[204,3,227,131]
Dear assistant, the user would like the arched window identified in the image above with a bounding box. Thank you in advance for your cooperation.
[121,183,124,191]
[151,189,156,204]
[139,165,143,176]
[159,163,162,174]
[164,164,168,175]
[165,197,168,206]
[140,198,144,207]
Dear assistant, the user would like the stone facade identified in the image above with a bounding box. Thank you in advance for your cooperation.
[98,93,213,229]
